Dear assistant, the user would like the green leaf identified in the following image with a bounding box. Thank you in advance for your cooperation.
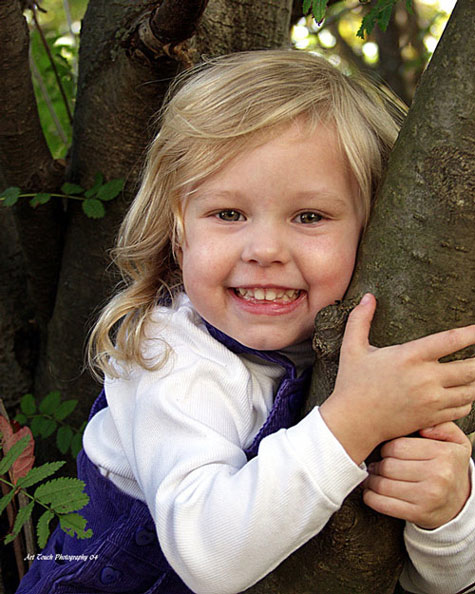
[16,461,65,489]
[61,182,84,195]
[39,418,57,439]
[0,488,16,515]
[312,0,329,24]
[84,172,104,198]
[37,510,55,549]
[56,426,73,454]
[0,435,30,475]
[357,0,396,38]
[377,1,394,31]
[70,432,83,458]
[82,198,105,219]
[97,178,124,201]
[14,413,28,425]
[30,416,44,438]
[35,477,89,513]
[30,193,51,208]
[1,187,21,207]
[20,393,37,416]
[59,513,92,540]
[302,0,312,16]
[39,391,61,415]
[4,501,34,544]
[53,399,77,421]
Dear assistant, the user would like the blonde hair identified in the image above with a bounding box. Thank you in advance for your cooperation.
[88,49,406,378]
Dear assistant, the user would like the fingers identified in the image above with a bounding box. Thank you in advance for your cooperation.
[341,293,376,354]
[413,324,475,361]
[419,421,472,447]
[440,358,475,387]
[363,488,419,524]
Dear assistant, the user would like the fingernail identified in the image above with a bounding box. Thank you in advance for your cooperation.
[360,293,372,305]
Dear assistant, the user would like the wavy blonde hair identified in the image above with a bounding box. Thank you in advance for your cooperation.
[88,49,406,378]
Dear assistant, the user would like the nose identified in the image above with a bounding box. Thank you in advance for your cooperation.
[241,222,289,266]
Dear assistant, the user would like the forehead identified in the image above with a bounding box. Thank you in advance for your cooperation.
[192,121,359,202]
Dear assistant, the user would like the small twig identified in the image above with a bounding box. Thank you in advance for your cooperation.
[31,6,73,124]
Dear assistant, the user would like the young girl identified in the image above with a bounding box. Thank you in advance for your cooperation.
[18,50,475,594]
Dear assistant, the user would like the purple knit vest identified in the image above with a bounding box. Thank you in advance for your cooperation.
[17,325,311,594]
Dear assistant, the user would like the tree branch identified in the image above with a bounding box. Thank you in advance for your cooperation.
[127,0,209,65]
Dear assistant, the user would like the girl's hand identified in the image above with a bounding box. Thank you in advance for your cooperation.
[319,293,475,464]
[362,422,472,529]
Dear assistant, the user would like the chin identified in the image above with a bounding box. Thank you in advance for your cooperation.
[237,333,301,352]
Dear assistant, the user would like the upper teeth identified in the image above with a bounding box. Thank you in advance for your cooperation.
[235,288,300,302]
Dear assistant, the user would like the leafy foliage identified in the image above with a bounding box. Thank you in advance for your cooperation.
[15,392,85,458]
[302,0,330,24]
[0,417,35,483]
[302,0,414,39]
[0,415,91,548]
[0,174,124,219]
[357,0,414,38]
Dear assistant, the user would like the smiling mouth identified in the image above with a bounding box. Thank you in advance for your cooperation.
[233,287,302,303]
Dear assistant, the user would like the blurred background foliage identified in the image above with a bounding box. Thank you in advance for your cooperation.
[30,0,454,157]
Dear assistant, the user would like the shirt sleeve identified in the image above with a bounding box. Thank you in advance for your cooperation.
[400,459,475,594]
[107,340,367,594]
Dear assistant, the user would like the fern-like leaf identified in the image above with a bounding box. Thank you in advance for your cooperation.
[16,461,65,489]
[59,513,92,540]
[37,510,55,549]
[0,488,16,515]
[0,435,30,475]
[4,500,34,544]
[34,477,89,513]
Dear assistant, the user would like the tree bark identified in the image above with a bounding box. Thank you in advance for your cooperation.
[0,1,64,401]
[246,0,474,592]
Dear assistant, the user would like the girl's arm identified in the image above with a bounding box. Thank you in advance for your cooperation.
[401,458,475,594]
[364,422,475,594]
[113,369,366,594]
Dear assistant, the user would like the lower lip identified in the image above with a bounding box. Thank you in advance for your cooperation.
[229,289,306,316]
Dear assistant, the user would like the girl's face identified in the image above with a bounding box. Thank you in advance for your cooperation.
[178,122,364,351]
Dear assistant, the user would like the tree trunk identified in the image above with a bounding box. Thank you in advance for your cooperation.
[246,0,474,592]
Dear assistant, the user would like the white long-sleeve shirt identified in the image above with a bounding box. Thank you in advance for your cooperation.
[84,294,475,594]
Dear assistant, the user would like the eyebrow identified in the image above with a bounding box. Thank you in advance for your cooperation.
[191,188,352,206]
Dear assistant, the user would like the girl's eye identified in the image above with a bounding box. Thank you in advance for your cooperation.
[216,210,243,222]
[296,212,322,224]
